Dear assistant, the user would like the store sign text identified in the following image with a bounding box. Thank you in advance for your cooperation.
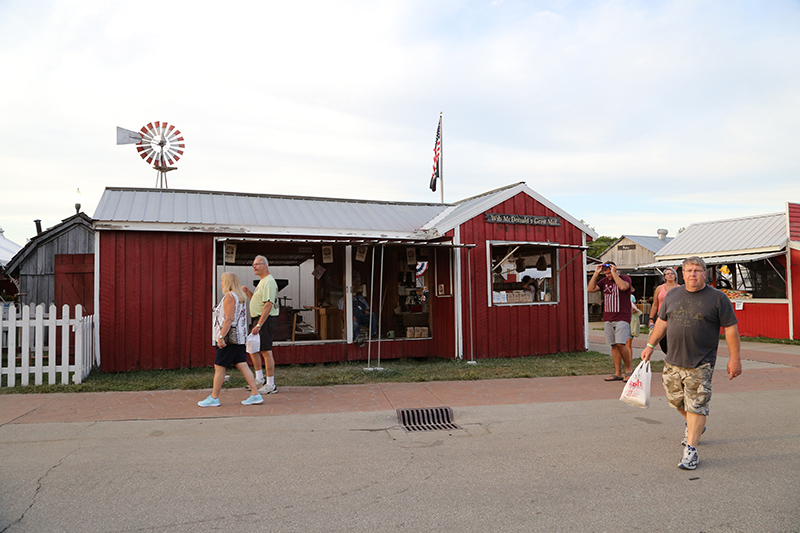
[485,213,561,226]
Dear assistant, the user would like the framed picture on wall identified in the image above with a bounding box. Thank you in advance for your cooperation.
[322,245,334,263]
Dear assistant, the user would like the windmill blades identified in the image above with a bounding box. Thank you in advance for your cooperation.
[137,142,157,164]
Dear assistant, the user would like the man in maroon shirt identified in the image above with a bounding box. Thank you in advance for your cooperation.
[588,261,633,381]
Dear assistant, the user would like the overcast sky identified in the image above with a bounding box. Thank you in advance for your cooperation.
[1,0,799,247]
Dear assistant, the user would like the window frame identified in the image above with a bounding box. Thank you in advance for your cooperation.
[486,240,561,307]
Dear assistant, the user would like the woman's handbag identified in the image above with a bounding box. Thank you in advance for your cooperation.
[620,360,651,408]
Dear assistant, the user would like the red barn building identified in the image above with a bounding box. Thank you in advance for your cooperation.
[92,183,598,371]
[643,204,800,340]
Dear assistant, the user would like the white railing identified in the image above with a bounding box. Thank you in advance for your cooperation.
[1,304,96,387]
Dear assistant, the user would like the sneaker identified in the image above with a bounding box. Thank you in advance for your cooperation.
[679,445,698,470]
[258,383,278,395]
[198,395,220,407]
[246,378,266,390]
[681,424,707,446]
[241,394,264,406]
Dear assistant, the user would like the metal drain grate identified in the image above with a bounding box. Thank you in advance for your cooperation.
[397,407,461,432]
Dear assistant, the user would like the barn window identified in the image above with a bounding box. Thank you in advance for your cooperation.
[489,243,557,304]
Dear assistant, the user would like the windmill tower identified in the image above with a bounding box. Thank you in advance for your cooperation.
[117,122,185,188]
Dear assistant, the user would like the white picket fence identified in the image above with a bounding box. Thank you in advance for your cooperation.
[1,303,97,387]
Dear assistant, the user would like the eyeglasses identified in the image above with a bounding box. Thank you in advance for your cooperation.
[252,263,266,267]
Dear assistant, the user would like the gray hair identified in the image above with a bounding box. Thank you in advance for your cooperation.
[255,255,269,267]
[682,256,707,271]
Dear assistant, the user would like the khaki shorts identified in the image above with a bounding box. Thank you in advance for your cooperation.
[662,362,714,416]
[604,321,630,345]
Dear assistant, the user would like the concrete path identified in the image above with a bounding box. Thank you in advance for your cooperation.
[0,333,798,532]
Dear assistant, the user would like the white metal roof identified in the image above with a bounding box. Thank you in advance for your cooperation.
[93,184,598,242]
[639,251,786,269]
[623,235,673,253]
[93,188,449,241]
[655,212,787,259]
[422,182,598,240]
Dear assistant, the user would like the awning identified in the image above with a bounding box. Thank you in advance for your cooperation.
[638,250,786,270]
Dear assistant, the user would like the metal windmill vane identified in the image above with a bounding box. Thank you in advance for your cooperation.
[116,122,185,188]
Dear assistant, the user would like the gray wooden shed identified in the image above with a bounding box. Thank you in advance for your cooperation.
[4,213,95,309]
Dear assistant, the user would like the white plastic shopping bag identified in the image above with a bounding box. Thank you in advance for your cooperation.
[620,360,651,408]
[246,333,261,354]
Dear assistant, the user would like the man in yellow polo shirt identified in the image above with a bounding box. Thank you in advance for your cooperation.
[242,255,280,394]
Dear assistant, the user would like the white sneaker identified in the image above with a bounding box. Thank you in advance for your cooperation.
[679,445,698,470]
[258,383,278,395]
[246,378,266,391]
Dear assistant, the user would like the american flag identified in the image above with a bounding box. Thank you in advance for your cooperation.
[429,116,441,191]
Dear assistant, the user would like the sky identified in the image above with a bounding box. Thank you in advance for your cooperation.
[1,0,799,247]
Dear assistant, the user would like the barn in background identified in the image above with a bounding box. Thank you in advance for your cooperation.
[5,213,95,312]
[91,183,597,372]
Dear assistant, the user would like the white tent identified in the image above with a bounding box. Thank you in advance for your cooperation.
[0,228,22,268]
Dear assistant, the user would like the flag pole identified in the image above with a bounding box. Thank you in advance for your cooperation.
[439,112,443,204]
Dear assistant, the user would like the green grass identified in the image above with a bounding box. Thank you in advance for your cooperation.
[0,351,664,394]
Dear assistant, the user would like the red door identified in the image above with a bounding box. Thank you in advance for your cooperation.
[55,254,94,314]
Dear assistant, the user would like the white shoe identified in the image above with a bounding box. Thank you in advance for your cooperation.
[258,383,278,395]
[679,445,698,470]
[246,378,266,391]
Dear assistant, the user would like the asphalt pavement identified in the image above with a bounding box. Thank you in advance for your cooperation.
[0,331,798,532]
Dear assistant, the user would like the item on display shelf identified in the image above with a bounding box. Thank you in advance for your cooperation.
[720,288,752,300]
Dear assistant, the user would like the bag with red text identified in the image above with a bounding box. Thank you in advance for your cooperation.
[620,360,651,408]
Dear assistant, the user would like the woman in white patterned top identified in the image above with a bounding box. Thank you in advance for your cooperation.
[198,272,263,407]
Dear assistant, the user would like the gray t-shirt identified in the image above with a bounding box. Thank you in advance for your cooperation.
[658,284,738,368]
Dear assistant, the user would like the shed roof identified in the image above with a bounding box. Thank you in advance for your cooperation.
[93,184,598,241]
[422,182,598,239]
[654,212,786,260]
[94,188,449,241]
[623,235,673,253]
[4,213,93,274]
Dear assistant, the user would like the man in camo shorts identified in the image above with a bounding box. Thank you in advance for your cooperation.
[641,256,742,470]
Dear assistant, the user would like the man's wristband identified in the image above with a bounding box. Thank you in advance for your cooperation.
[647,343,656,349]
[256,324,262,329]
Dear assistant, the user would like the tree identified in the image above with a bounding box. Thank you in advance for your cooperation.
[587,235,618,259]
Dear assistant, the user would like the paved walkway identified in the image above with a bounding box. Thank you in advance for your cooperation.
[1,328,797,426]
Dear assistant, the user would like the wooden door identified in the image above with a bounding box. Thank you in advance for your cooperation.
[55,254,94,314]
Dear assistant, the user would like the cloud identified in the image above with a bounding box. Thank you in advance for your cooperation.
[1,0,799,244]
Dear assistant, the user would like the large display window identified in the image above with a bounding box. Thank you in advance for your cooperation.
[214,239,438,343]
[489,242,558,305]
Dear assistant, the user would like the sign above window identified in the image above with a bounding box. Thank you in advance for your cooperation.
[485,213,561,226]
[618,244,636,250]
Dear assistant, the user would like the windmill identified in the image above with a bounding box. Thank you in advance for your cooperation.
[117,122,185,188]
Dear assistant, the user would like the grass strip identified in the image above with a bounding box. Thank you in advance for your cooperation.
[0,351,664,394]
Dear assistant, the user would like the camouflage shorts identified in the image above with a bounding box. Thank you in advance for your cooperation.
[662,362,714,416]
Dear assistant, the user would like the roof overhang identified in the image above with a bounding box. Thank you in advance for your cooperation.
[214,236,477,248]
[93,221,443,242]
[638,250,786,269]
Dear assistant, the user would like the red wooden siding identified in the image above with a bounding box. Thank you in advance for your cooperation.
[793,249,800,340]
[458,192,587,359]
[99,231,214,372]
[733,301,789,339]
[788,203,800,242]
